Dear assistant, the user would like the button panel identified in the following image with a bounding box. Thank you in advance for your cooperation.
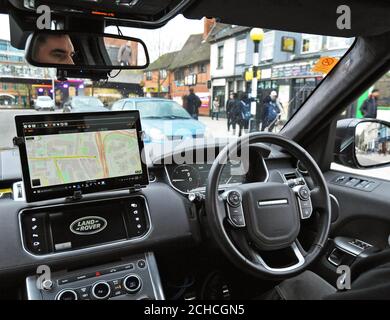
[225,190,246,228]
[26,254,163,301]
[21,213,50,254]
[293,185,313,220]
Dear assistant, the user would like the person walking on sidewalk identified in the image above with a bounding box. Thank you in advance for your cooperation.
[261,91,282,132]
[226,92,235,131]
[211,96,220,120]
[187,88,202,120]
[360,89,380,119]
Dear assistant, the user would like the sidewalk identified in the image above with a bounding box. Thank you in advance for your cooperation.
[198,116,240,139]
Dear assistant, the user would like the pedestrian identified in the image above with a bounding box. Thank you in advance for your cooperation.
[187,88,201,120]
[261,91,282,132]
[231,93,246,136]
[239,93,252,135]
[117,41,132,66]
[360,89,380,119]
[226,92,235,131]
[182,95,189,112]
[211,96,220,120]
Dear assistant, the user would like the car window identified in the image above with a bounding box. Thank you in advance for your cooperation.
[37,96,51,101]
[332,70,390,181]
[72,97,104,108]
[135,101,192,119]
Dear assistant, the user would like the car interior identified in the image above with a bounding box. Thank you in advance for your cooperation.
[0,0,390,301]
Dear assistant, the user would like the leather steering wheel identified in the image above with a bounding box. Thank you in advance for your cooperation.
[206,133,331,279]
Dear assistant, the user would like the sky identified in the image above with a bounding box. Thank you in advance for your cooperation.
[0,14,204,62]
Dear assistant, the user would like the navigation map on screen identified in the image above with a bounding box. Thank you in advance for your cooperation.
[25,129,142,188]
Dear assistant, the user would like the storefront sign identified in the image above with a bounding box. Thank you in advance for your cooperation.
[271,61,318,79]
[311,56,340,74]
[244,68,261,81]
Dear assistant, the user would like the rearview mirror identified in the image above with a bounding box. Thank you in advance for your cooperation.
[25,31,149,70]
[334,119,390,169]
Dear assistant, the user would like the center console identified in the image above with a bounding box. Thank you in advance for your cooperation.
[26,252,164,300]
[20,195,150,255]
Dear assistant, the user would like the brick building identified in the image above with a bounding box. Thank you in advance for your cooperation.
[143,51,178,97]
[143,19,215,116]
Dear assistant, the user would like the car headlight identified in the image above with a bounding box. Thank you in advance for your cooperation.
[149,128,167,142]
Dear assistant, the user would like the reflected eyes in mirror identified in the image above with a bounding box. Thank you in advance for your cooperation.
[32,34,76,65]
[25,31,149,70]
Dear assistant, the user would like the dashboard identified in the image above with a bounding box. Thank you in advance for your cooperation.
[165,161,247,194]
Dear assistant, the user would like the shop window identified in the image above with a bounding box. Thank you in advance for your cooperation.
[175,69,185,81]
[301,34,323,53]
[217,45,224,69]
[236,38,247,65]
[261,31,275,61]
[159,69,167,79]
[326,36,354,50]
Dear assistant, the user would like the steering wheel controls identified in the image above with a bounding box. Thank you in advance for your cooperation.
[224,191,246,228]
[294,186,313,219]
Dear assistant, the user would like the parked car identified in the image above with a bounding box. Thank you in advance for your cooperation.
[111,98,208,143]
[34,96,55,111]
[63,96,107,113]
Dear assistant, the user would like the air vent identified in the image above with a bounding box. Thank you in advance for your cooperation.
[284,172,298,181]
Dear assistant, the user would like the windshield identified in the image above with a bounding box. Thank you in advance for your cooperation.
[134,100,192,119]
[72,97,104,108]
[0,14,354,152]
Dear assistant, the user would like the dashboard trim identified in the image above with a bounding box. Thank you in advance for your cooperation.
[18,194,153,259]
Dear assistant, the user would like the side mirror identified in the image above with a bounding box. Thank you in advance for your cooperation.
[334,118,390,169]
[25,30,149,70]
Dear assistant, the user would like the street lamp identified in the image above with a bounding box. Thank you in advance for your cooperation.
[249,28,264,132]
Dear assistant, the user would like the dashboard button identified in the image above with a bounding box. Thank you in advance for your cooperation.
[123,275,142,294]
[227,191,242,207]
[92,282,111,300]
[137,260,146,269]
[56,290,78,301]
[298,186,310,200]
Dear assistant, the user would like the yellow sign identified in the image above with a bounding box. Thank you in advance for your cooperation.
[281,37,295,52]
[312,57,340,74]
[245,69,261,81]
[145,87,159,93]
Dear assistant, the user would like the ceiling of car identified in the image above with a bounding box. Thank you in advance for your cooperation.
[184,0,390,37]
[2,0,390,36]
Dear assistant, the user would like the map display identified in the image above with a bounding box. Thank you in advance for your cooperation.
[25,129,142,188]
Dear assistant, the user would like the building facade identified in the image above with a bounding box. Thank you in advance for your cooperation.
[142,19,213,116]
[209,24,354,119]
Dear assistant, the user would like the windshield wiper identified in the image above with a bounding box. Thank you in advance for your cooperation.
[161,116,191,120]
[142,116,163,119]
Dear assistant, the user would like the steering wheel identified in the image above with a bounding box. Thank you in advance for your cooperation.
[206,133,331,279]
